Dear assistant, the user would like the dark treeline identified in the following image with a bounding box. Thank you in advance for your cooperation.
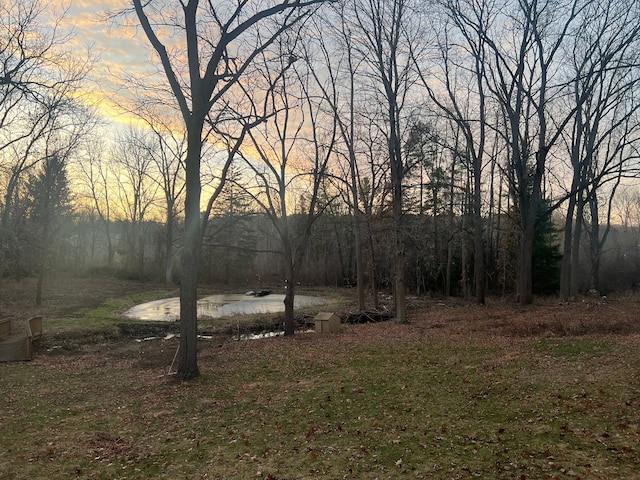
[8,208,640,299]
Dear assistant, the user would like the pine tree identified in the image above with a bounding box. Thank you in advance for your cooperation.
[532,200,562,295]
[26,154,73,304]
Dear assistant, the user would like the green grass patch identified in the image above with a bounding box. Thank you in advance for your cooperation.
[40,292,181,348]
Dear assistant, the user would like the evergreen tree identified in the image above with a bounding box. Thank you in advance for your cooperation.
[26,154,73,304]
[532,200,562,295]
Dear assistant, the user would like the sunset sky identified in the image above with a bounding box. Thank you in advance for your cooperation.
[64,1,157,123]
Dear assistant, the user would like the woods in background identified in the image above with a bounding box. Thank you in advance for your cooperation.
[3,0,640,308]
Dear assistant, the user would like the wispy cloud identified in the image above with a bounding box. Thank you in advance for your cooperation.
[62,1,164,123]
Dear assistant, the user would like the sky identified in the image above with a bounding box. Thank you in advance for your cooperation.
[63,0,157,124]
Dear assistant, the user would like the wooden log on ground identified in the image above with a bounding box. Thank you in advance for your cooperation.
[343,310,394,324]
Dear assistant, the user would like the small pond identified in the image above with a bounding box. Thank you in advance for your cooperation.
[123,293,326,322]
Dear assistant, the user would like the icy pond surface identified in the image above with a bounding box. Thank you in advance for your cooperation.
[123,293,326,322]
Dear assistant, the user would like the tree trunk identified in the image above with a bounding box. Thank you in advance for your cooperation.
[445,234,453,297]
[560,191,576,300]
[518,181,541,305]
[283,283,295,336]
[366,217,380,310]
[588,196,600,292]
[165,208,174,284]
[394,251,407,322]
[392,159,406,323]
[570,198,584,298]
[519,222,535,305]
[177,122,203,380]
[106,221,114,267]
[518,147,544,305]
[473,158,485,304]
[353,208,366,311]
[283,242,296,336]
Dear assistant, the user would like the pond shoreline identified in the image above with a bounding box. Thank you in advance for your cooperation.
[123,293,327,322]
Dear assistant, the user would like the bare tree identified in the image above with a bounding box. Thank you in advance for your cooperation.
[0,0,90,280]
[131,0,328,379]
[144,116,186,284]
[415,0,492,304]
[238,39,337,335]
[111,127,160,279]
[560,0,640,298]
[473,0,587,304]
[74,139,117,267]
[305,7,368,310]
[347,0,424,322]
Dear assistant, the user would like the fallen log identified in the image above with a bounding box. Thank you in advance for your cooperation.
[342,310,394,325]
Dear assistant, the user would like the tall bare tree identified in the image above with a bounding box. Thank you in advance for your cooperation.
[74,139,117,267]
[112,127,160,278]
[475,0,586,304]
[560,0,640,298]
[0,0,89,280]
[415,0,492,304]
[141,116,186,284]
[347,0,423,322]
[132,0,328,379]
[239,38,337,335]
[306,7,367,310]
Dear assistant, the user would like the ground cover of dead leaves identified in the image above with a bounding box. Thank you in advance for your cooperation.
[2,279,640,479]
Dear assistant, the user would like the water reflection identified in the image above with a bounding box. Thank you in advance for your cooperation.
[123,293,326,322]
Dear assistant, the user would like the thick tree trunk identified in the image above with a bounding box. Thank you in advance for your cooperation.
[353,209,366,311]
[177,123,203,380]
[560,192,576,300]
[519,224,535,305]
[392,162,406,323]
[473,162,485,305]
[394,239,407,323]
[518,185,541,305]
[283,242,296,336]
[570,199,584,298]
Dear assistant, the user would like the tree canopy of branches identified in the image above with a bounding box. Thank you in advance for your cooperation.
[131,0,330,379]
[0,0,90,281]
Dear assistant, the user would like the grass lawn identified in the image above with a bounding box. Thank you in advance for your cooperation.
[1,280,640,479]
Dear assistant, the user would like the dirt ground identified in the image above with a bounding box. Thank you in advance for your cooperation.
[2,274,640,365]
